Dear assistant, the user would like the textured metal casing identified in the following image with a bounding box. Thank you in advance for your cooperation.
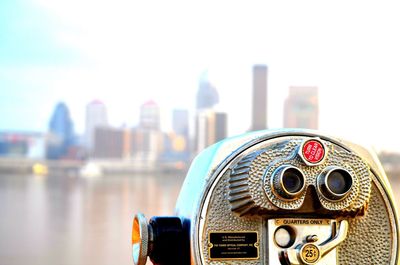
[174,129,400,265]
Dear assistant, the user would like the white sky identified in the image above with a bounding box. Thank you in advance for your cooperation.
[2,0,400,152]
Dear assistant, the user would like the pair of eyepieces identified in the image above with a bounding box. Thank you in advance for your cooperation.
[271,165,353,201]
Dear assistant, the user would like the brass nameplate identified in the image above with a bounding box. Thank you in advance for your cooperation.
[208,231,259,260]
[275,219,331,226]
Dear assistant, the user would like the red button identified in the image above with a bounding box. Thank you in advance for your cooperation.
[302,140,325,164]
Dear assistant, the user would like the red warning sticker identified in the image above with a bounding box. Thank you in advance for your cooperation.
[302,140,325,164]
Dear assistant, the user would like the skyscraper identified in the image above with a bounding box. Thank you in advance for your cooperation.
[85,100,108,153]
[196,71,219,110]
[194,72,228,153]
[195,110,227,153]
[172,109,189,137]
[93,127,125,159]
[139,100,160,130]
[251,65,268,131]
[171,109,190,157]
[130,128,164,162]
[129,100,163,161]
[284,86,319,129]
[46,102,74,159]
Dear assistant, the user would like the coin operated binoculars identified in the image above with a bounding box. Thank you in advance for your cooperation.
[132,130,400,265]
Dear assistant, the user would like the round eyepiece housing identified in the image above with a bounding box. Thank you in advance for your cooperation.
[271,165,306,200]
[317,167,353,201]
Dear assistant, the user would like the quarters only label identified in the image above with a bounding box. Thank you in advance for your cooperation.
[274,219,331,226]
[208,231,259,260]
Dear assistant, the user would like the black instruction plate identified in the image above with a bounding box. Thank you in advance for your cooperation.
[208,231,259,260]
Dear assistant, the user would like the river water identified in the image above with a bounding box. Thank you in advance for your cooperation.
[0,173,185,265]
[0,173,400,265]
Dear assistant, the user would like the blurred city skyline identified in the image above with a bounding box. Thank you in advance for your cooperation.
[1,0,400,152]
[2,2,400,265]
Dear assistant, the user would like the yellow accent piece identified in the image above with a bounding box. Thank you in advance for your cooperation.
[32,163,48,175]
[172,135,186,152]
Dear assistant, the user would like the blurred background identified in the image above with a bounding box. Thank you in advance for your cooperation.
[1,0,400,264]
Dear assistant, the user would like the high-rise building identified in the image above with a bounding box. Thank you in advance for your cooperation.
[196,71,219,110]
[127,100,163,161]
[91,126,131,159]
[131,128,164,162]
[170,109,190,160]
[195,110,227,153]
[194,72,227,153]
[46,102,75,159]
[85,100,108,153]
[139,100,160,130]
[284,86,319,129]
[251,65,268,131]
[93,127,124,158]
[172,109,189,136]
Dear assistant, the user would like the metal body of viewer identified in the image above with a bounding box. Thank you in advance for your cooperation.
[132,129,400,265]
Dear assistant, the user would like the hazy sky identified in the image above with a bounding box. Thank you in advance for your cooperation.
[1,0,400,151]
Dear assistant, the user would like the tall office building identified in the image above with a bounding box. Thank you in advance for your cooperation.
[284,86,319,129]
[194,72,227,153]
[46,102,75,159]
[196,71,219,110]
[91,126,133,159]
[251,65,268,131]
[130,128,164,161]
[93,127,124,158]
[85,100,108,153]
[172,109,189,136]
[139,100,160,130]
[195,110,227,153]
[171,109,190,158]
[128,100,163,161]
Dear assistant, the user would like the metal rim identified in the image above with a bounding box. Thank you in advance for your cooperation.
[271,165,306,201]
[132,213,148,265]
[317,166,353,201]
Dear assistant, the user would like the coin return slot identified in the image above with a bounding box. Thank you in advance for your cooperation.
[274,226,296,248]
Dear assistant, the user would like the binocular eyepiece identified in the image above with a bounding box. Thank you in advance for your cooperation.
[132,129,400,265]
[317,167,353,201]
[271,165,306,200]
